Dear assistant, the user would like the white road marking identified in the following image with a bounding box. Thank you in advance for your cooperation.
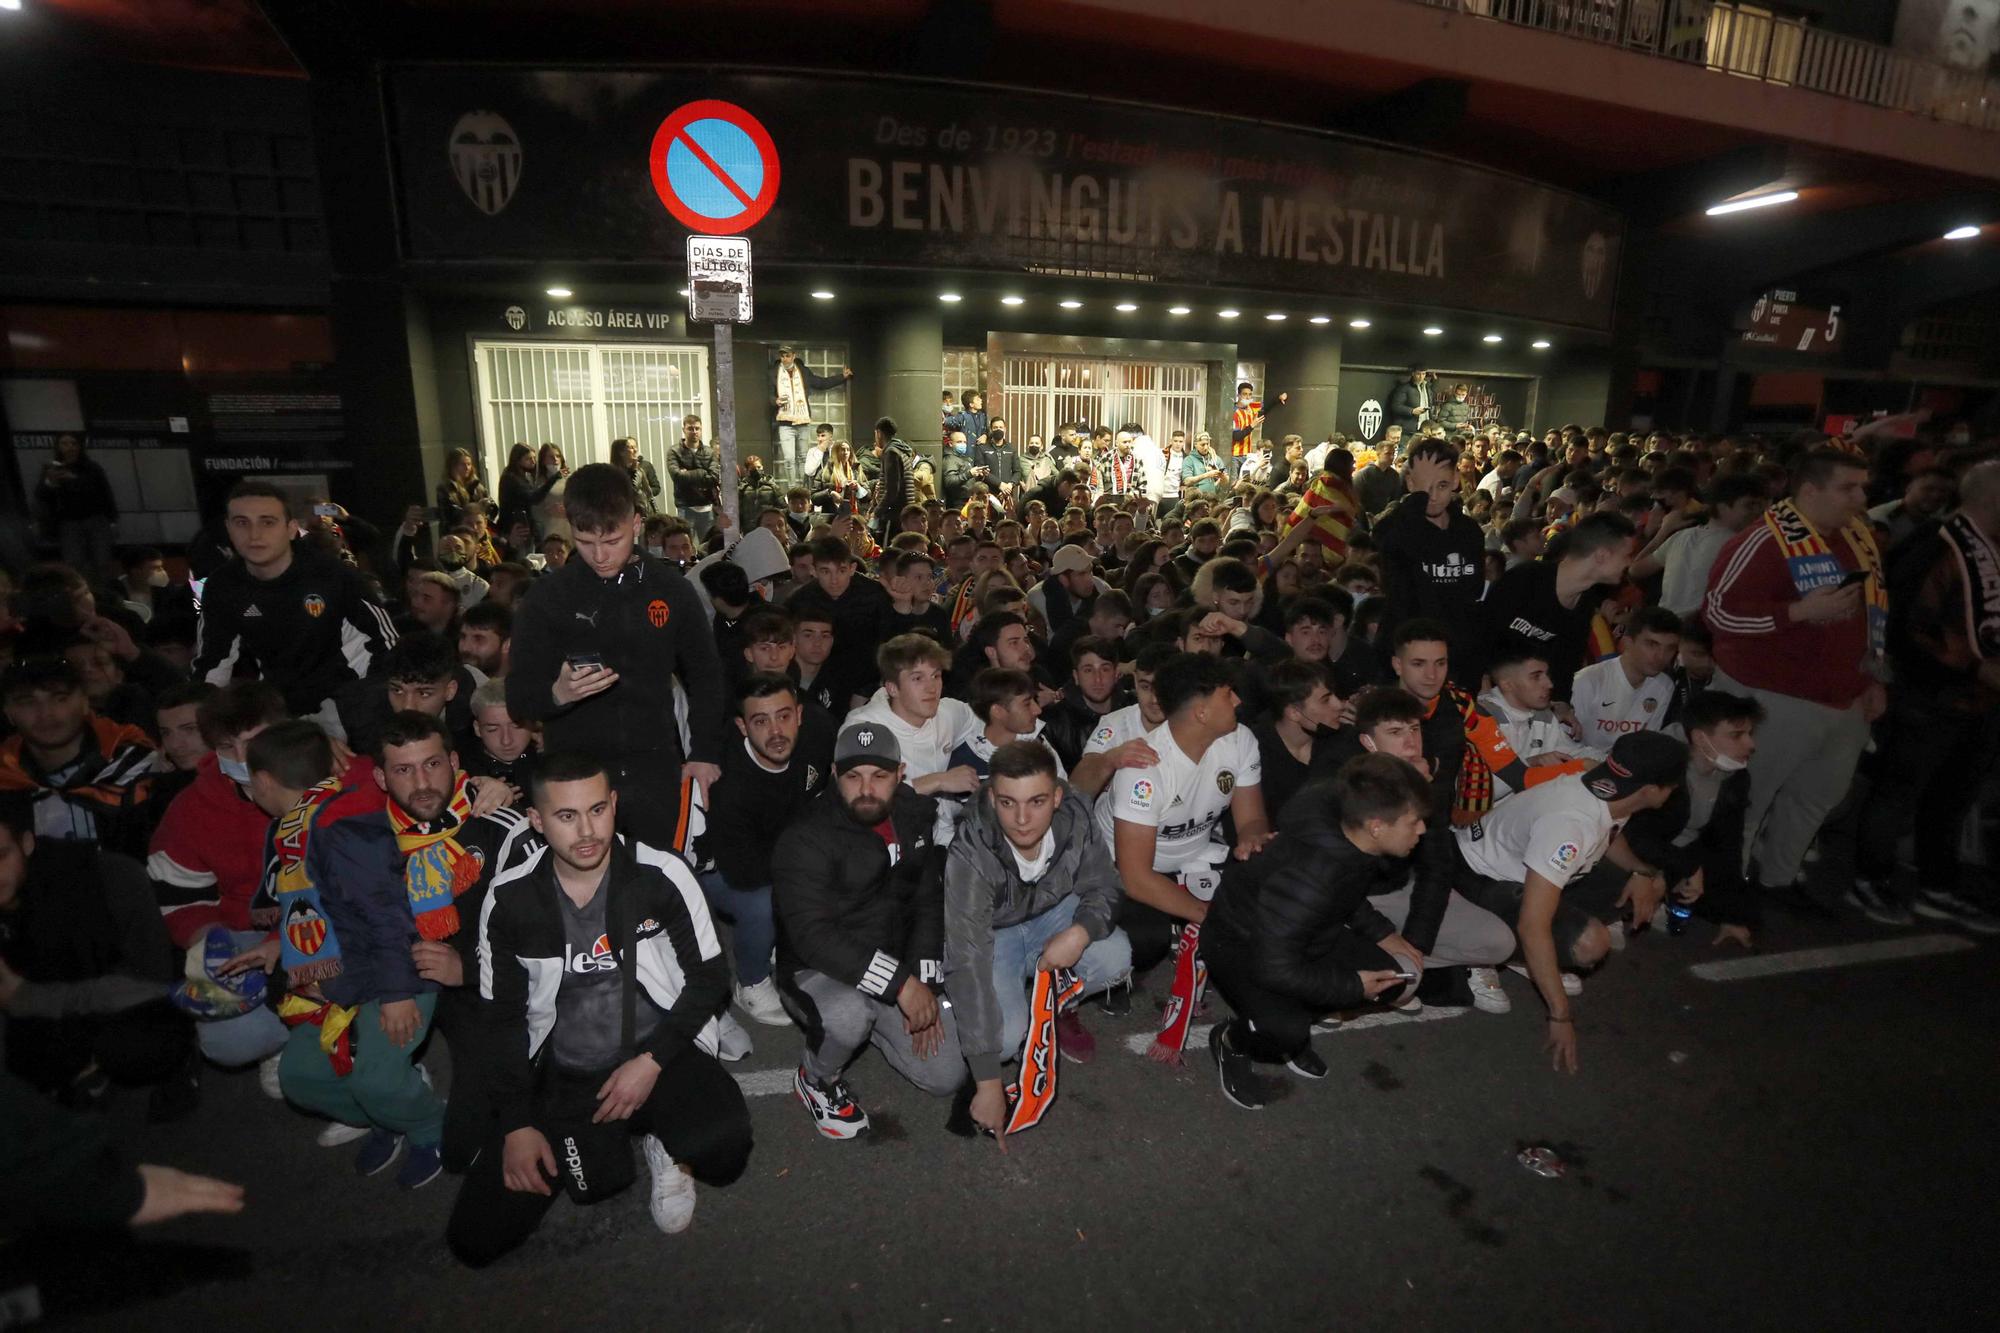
[732,1068,798,1098]
[1689,933,1975,982]
[1122,1002,1468,1057]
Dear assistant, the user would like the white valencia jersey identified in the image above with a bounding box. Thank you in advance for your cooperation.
[1081,703,1152,759]
[1567,659,1674,760]
[1095,721,1261,895]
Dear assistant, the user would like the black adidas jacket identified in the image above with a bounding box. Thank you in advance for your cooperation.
[192,542,399,716]
[770,785,946,1003]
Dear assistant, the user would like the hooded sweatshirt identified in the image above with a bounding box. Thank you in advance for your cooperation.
[942,783,1121,1082]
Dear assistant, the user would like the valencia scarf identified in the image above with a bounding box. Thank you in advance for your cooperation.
[1763,498,1887,665]
[1004,965,1085,1134]
[389,771,481,941]
[1147,922,1208,1066]
[1941,511,2000,661]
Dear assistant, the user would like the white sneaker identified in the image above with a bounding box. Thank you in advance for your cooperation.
[257,1053,284,1100]
[1605,921,1627,952]
[317,1121,371,1147]
[734,977,792,1027]
[1391,991,1422,1014]
[1467,967,1511,1014]
[640,1134,697,1235]
[716,1011,754,1062]
[1507,963,1584,996]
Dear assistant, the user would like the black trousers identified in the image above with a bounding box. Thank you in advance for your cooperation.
[5,1000,194,1094]
[607,751,689,852]
[1205,934,1393,1063]
[1858,698,2000,896]
[1116,898,1184,975]
[434,989,494,1174]
[446,1046,752,1268]
[1454,869,1597,970]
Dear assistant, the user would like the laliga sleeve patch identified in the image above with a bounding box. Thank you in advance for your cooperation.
[1549,841,1581,871]
[1093,725,1115,745]
[1129,779,1154,810]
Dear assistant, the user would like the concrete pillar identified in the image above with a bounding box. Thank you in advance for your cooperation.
[865,307,945,466]
[1262,330,1344,446]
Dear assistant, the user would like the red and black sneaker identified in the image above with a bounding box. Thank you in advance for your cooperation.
[794,1064,869,1140]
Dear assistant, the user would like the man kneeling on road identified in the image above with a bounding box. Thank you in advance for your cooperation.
[944,741,1131,1146]
[1204,754,1432,1109]
[447,753,750,1266]
[1450,731,1687,1073]
[772,723,963,1140]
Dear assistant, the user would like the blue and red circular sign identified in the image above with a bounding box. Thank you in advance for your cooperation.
[649,99,780,235]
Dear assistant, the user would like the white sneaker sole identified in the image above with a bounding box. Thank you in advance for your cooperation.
[1911,898,2000,935]
[734,995,794,1028]
[793,1071,868,1140]
[641,1135,696,1234]
[317,1121,372,1148]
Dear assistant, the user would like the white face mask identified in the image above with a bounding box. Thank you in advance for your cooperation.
[218,753,251,784]
[147,569,170,588]
[1700,735,1747,772]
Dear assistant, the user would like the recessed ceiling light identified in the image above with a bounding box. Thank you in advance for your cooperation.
[0,2,23,13]
[939,292,962,303]
[1483,333,1503,343]
[1265,312,1287,321]
[1944,225,1981,241]
[1308,315,1331,325]
[1532,339,1552,349]
[1059,299,1082,310]
[1348,318,1371,330]
[1705,189,1798,217]
[1168,305,1191,316]
[677,288,689,297]
[1001,295,1025,306]
[1115,302,1138,312]
[810,290,835,300]
[1422,326,1444,336]
[545,286,572,298]
[1217,308,1240,319]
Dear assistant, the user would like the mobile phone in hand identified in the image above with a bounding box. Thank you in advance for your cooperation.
[1392,969,1418,982]
[567,653,604,672]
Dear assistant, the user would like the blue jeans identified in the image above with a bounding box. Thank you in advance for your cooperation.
[699,872,776,986]
[195,929,289,1068]
[776,423,804,474]
[992,896,1131,1061]
[680,507,715,541]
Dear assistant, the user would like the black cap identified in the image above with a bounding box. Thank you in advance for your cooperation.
[1581,732,1688,802]
[834,722,902,774]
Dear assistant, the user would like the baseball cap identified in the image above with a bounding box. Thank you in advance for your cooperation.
[1049,545,1094,576]
[834,722,902,774]
[1581,732,1688,802]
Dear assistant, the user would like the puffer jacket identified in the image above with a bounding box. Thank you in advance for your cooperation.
[943,783,1120,1081]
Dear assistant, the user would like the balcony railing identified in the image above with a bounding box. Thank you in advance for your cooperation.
[1411,0,2000,132]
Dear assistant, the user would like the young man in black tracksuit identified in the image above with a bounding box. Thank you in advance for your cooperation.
[771,722,962,1140]
[506,464,728,852]
[1370,439,1488,688]
[448,752,749,1267]
[1203,754,1432,1109]
[193,480,398,720]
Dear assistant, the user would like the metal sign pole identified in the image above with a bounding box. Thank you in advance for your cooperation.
[714,321,738,533]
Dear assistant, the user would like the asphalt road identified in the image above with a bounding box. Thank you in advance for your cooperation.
[29,905,1999,1332]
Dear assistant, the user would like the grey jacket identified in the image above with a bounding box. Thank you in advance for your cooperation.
[943,782,1120,1082]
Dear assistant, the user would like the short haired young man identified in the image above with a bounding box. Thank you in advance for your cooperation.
[1039,635,1135,771]
[193,480,398,719]
[449,752,749,1264]
[462,676,537,796]
[151,680,216,777]
[337,631,478,758]
[1482,510,1639,699]
[0,656,158,859]
[1251,659,1347,819]
[1630,472,1768,616]
[771,723,964,1139]
[787,534,893,699]
[945,741,1133,1143]
[505,463,729,851]
[1477,649,1585,798]
[1567,606,1681,759]
[1095,653,1271,976]
[1069,642,1175,798]
[843,635,982,798]
[700,673,834,1028]
[1370,439,1487,682]
[952,668,1067,782]
[1203,754,1432,1108]
[457,599,511,678]
[1450,731,1688,1073]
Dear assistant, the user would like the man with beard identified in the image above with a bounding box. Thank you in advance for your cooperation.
[457,601,510,679]
[1040,636,1135,772]
[772,723,961,1139]
[702,675,834,1028]
[448,753,748,1264]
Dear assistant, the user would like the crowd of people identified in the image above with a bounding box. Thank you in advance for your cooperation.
[5,390,1997,1266]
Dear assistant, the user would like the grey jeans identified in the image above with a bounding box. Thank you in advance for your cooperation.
[1367,879,1516,967]
[1712,669,1871,887]
[780,968,964,1097]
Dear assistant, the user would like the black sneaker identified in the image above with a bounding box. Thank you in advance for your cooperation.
[1209,1022,1265,1111]
[1097,979,1132,1017]
[1284,1044,1328,1080]
[1844,879,1914,927]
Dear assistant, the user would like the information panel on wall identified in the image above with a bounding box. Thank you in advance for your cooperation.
[399,69,1623,332]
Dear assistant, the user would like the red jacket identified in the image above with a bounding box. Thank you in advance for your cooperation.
[1703,522,1872,708]
[148,754,272,946]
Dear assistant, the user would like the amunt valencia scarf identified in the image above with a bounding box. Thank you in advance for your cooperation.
[1941,511,2000,660]
[1763,497,1887,665]
[389,771,481,941]
[1004,966,1085,1134]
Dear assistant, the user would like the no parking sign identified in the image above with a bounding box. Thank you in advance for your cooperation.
[648,99,780,235]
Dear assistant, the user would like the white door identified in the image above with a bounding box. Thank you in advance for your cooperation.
[472,340,711,491]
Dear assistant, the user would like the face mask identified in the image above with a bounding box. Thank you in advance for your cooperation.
[147,569,170,588]
[989,429,1005,444]
[218,753,251,784]
[645,544,666,559]
[954,442,969,456]
[439,555,465,571]
[1701,735,1747,772]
